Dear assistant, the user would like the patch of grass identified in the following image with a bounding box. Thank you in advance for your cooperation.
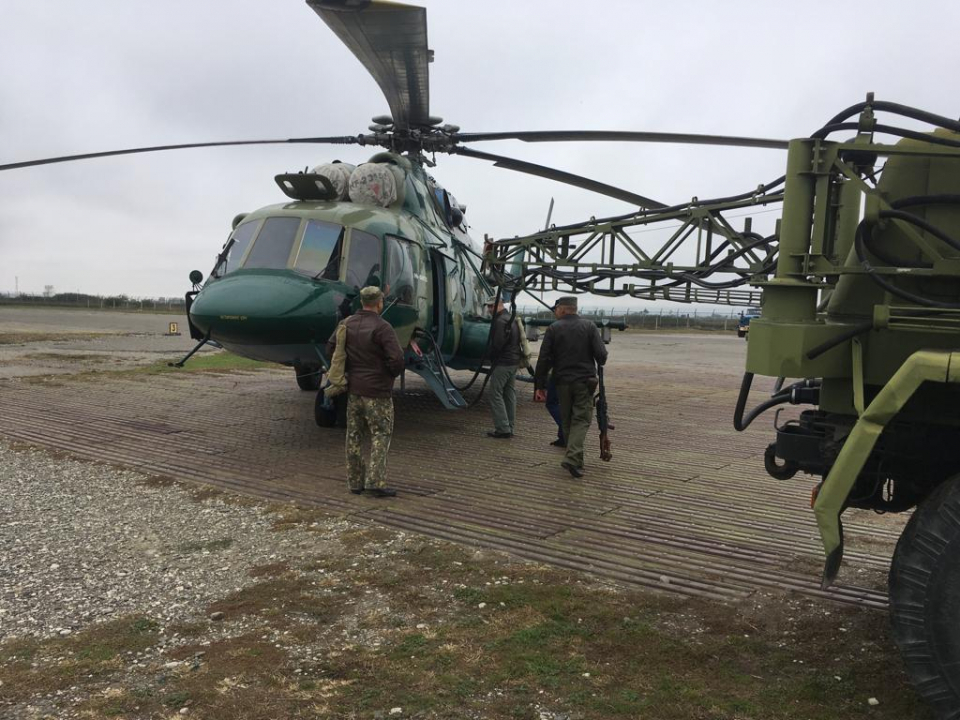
[165,621,207,639]
[0,615,160,704]
[191,485,225,503]
[266,504,331,531]
[248,561,291,579]
[145,351,273,375]
[204,576,340,627]
[47,350,274,383]
[142,474,177,488]
[339,526,396,552]
[176,537,234,554]
[82,635,298,720]
[0,331,108,345]
[306,564,931,720]
[3,531,932,720]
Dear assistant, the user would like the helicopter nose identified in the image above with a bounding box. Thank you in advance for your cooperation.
[189,271,344,345]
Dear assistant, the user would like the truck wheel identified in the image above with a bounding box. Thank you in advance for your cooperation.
[737,329,746,338]
[889,474,960,718]
[295,365,321,391]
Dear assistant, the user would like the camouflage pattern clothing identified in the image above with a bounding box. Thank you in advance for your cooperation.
[346,394,395,491]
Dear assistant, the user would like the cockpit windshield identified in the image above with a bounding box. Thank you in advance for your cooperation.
[211,216,389,290]
[214,220,260,277]
[345,229,383,289]
[295,219,343,280]
[243,217,301,270]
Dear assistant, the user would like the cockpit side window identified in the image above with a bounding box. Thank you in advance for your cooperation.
[243,217,301,270]
[345,229,383,290]
[295,219,343,280]
[385,236,417,305]
[216,220,260,276]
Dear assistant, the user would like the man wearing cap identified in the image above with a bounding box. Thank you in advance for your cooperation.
[534,296,608,478]
[484,296,523,438]
[325,286,405,497]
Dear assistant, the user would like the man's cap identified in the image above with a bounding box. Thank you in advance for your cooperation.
[360,286,383,304]
[484,294,499,306]
[555,296,578,309]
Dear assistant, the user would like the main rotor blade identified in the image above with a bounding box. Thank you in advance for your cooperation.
[452,147,666,210]
[308,0,432,128]
[456,130,789,150]
[0,137,361,172]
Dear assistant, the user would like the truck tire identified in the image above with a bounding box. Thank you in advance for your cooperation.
[889,474,960,719]
[737,329,746,338]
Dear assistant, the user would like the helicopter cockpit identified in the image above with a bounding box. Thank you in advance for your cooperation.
[210,213,421,309]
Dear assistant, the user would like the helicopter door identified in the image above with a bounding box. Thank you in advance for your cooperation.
[429,249,460,357]
[429,249,445,352]
[382,235,424,348]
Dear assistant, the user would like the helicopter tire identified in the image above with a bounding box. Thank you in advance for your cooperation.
[889,473,960,719]
[314,387,338,427]
[295,364,321,392]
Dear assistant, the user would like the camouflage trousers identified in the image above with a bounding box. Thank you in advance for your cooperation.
[346,394,394,491]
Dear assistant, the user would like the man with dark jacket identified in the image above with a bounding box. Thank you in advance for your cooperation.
[326,286,405,497]
[485,296,523,438]
[534,296,608,478]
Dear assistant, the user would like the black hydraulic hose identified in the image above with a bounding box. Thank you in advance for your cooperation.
[812,122,960,149]
[820,100,960,135]
[806,322,874,360]
[882,208,960,253]
[732,372,754,430]
[859,196,960,268]
[855,219,960,309]
[733,372,793,432]
[892,194,960,210]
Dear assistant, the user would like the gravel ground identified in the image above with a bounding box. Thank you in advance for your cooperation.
[0,439,334,641]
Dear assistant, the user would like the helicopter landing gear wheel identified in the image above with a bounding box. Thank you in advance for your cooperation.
[314,387,348,428]
[295,364,321,391]
[315,386,337,427]
[889,474,960,719]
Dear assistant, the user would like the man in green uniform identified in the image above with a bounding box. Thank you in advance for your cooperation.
[326,286,405,497]
[485,295,523,439]
[534,297,608,478]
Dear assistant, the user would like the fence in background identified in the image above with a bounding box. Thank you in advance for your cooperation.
[514,305,746,331]
[0,292,186,313]
[0,294,749,331]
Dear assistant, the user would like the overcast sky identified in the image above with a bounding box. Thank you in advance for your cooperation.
[1,0,957,307]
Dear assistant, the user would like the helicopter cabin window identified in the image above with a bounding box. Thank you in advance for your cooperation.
[218,220,259,276]
[345,229,383,290]
[385,236,417,305]
[242,217,301,270]
[295,219,343,280]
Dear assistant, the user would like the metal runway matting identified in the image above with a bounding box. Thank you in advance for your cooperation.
[0,349,896,609]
